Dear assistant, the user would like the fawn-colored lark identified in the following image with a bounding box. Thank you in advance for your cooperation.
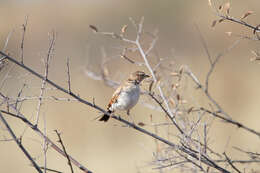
[99,71,150,122]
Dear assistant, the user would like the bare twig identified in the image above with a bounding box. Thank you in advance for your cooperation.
[0,111,43,173]
[216,14,260,34]
[94,18,176,121]
[223,152,242,173]
[136,33,174,119]
[20,15,28,64]
[14,83,26,109]
[3,30,14,52]
[113,115,230,173]
[1,109,92,173]
[43,113,47,173]
[189,31,242,119]
[39,167,63,173]
[200,107,260,137]
[67,57,72,93]
[0,51,230,173]
[205,39,241,93]
[194,23,212,65]
[233,146,260,159]
[0,30,13,72]
[148,92,184,134]
[215,159,260,164]
[35,31,56,126]
[203,123,207,154]
[55,130,74,173]
[185,38,237,119]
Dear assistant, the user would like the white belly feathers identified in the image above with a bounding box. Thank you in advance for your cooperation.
[110,85,140,111]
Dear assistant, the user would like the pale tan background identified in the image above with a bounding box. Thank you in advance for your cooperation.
[0,0,260,172]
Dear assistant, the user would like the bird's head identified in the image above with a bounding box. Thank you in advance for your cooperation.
[128,71,150,84]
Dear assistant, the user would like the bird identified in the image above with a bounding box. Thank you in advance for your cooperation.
[99,71,150,122]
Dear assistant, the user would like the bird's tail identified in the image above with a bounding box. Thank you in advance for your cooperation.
[99,110,112,122]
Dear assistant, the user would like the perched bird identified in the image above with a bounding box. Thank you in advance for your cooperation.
[99,71,150,122]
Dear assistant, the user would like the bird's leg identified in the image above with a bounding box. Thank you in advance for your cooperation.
[127,110,135,124]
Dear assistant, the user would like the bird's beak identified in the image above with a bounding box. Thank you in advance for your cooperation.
[145,74,150,78]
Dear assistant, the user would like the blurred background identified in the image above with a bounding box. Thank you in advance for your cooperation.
[0,0,260,172]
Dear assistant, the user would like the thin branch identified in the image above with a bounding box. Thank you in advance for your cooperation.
[0,30,13,72]
[0,64,16,90]
[177,150,206,172]
[223,152,242,173]
[8,96,78,102]
[94,18,177,123]
[55,130,74,173]
[133,19,177,131]
[203,123,207,155]
[14,84,26,109]
[112,115,230,173]
[184,38,241,123]
[153,161,188,170]
[233,146,260,159]
[216,13,260,34]
[45,31,56,77]
[20,15,28,64]
[148,92,183,134]
[205,39,241,93]
[120,54,136,64]
[200,107,260,137]
[66,57,71,93]
[1,110,92,173]
[0,111,43,173]
[35,31,56,126]
[194,23,212,65]
[3,30,14,52]
[39,167,63,173]
[0,51,231,173]
[43,113,47,173]
[136,42,172,114]
[215,159,260,164]
[145,32,158,56]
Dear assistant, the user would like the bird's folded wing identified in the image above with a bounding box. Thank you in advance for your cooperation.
[107,85,122,110]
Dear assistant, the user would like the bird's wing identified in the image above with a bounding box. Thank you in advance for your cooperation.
[107,85,122,110]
